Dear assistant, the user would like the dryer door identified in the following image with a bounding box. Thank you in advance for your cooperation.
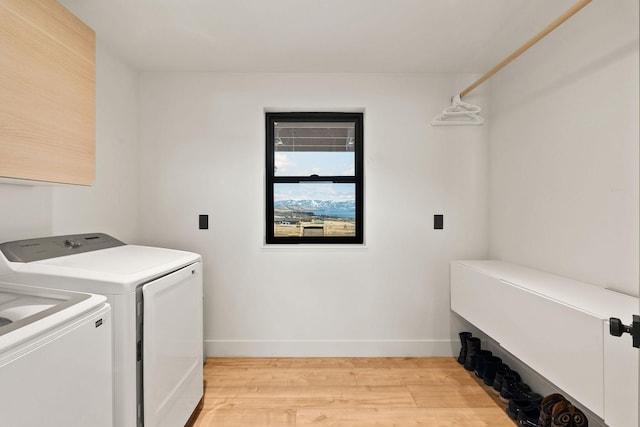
[142,262,203,427]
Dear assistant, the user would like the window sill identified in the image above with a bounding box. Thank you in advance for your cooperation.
[261,243,368,251]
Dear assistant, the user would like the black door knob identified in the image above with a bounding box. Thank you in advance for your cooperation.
[609,317,630,337]
[609,315,640,349]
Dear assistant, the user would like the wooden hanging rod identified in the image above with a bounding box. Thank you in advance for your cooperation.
[459,0,592,99]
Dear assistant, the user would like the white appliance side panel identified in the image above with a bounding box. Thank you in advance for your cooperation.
[106,292,138,427]
[0,305,113,427]
[143,262,203,427]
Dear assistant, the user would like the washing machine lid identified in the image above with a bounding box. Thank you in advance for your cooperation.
[0,281,106,353]
[0,234,201,295]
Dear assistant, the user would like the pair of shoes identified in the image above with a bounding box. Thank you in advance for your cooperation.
[551,400,588,427]
[499,374,542,403]
[456,332,497,377]
[539,394,566,427]
[538,393,588,427]
[507,398,539,421]
[481,355,503,386]
[493,364,519,395]
[517,405,541,426]
[473,349,493,378]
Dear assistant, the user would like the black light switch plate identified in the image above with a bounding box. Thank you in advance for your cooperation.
[199,214,209,230]
[434,214,444,230]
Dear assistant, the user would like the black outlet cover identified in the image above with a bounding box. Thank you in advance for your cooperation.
[199,214,209,230]
[434,214,444,230]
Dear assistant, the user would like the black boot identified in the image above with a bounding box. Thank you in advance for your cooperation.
[457,332,472,364]
[473,349,493,378]
[481,355,502,386]
[463,337,481,371]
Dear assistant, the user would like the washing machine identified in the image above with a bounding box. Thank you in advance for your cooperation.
[0,281,113,427]
[0,233,204,427]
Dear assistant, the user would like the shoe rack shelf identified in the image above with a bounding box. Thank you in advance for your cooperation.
[451,260,639,427]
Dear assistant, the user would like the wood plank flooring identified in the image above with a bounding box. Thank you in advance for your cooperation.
[190,357,515,426]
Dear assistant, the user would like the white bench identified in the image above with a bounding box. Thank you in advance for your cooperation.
[451,260,638,427]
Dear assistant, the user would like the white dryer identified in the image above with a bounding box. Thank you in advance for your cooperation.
[0,281,113,427]
[0,233,204,427]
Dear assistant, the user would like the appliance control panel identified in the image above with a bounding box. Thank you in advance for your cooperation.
[0,233,125,263]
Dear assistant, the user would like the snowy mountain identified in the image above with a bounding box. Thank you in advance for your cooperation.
[274,199,355,214]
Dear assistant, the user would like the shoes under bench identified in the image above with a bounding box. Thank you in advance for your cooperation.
[457,331,588,427]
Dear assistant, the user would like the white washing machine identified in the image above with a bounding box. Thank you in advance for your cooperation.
[0,281,113,427]
[0,233,204,427]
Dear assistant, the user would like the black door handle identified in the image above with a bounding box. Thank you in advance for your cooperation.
[609,315,640,348]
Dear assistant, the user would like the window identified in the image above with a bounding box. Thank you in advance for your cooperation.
[266,112,364,244]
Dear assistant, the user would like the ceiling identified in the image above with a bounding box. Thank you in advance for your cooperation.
[59,0,583,73]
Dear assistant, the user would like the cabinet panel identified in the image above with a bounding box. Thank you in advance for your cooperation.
[603,320,639,426]
[0,0,95,185]
[500,284,604,417]
[451,262,506,343]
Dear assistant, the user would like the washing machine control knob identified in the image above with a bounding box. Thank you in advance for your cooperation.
[64,239,82,249]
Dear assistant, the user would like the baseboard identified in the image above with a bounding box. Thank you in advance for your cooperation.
[205,339,455,358]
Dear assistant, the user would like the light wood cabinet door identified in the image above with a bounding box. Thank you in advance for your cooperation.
[0,0,95,185]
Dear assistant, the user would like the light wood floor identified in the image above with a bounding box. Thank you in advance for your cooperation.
[189,357,515,426]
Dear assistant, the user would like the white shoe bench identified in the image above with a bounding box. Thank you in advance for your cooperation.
[450,260,638,427]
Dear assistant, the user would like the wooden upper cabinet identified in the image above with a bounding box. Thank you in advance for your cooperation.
[0,0,96,185]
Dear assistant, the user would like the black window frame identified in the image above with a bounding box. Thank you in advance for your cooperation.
[265,112,364,244]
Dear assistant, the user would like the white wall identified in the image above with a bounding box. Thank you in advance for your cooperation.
[489,0,639,296]
[138,72,490,356]
[0,43,140,244]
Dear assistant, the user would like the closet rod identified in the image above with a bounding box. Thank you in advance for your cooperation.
[459,0,591,99]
